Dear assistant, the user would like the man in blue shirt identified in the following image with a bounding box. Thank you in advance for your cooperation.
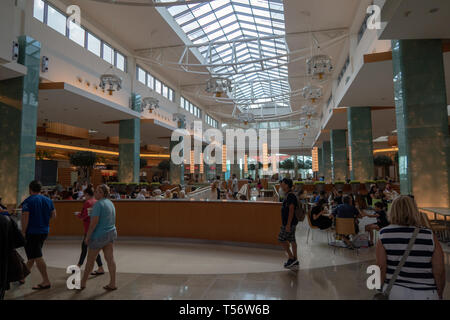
[21,180,56,290]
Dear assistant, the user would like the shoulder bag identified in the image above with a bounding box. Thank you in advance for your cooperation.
[373,227,420,300]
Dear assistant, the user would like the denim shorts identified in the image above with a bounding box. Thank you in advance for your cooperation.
[88,229,117,250]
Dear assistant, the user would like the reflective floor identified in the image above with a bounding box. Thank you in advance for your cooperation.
[4,219,450,300]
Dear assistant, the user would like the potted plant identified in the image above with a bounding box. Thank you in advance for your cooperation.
[293,181,305,192]
[314,181,325,192]
[108,182,127,194]
[334,180,346,191]
[69,151,97,184]
[150,182,161,191]
[349,180,361,193]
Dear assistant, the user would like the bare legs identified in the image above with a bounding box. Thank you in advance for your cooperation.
[281,241,297,260]
[102,243,116,289]
[80,248,101,289]
[80,243,116,290]
[27,258,50,287]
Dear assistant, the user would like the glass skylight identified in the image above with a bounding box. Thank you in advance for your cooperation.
[164,0,291,113]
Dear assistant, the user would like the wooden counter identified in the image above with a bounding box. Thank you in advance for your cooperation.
[51,200,282,246]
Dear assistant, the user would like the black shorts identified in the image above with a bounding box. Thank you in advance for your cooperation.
[25,234,48,260]
[278,225,297,243]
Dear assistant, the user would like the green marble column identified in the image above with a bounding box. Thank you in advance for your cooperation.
[118,117,140,183]
[322,141,331,183]
[317,147,323,178]
[392,39,450,207]
[0,36,40,206]
[330,129,348,182]
[347,107,374,181]
[169,119,186,185]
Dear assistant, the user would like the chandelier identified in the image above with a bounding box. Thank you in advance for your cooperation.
[306,54,333,81]
[237,112,255,125]
[99,67,122,96]
[142,97,160,113]
[302,85,323,104]
[206,77,232,98]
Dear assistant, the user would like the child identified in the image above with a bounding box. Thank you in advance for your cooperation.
[364,202,389,246]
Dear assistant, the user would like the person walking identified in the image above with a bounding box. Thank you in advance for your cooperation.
[21,180,56,290]
[79,185,117,291]
[76,187,104,276]
[376,195,446,300]
[277,178,299,269]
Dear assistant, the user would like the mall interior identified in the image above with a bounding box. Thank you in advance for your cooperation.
[0,0,449,300]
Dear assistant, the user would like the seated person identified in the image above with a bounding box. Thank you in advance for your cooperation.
[179,190,186,199]
[135,189,146,200]
[333,190,344,205]
[152,189,164,199]
[383,183,399,201]
[310,199,333,230]
[309,191,318,203]
[363,202,390,246]
[332,196,362,248]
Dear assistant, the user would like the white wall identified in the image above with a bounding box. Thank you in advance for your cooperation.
[0,0,20,63]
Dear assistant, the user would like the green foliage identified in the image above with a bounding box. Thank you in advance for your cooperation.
[350,180,360,184]
[280,159,294,170]
[374,155,393,167]
[375,179,387,184]
[36,150,54,160]
[334,181,346,184]
[314,181,325,185]
[70,151,97,168]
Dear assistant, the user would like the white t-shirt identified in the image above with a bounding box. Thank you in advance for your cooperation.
[232,178,239,193]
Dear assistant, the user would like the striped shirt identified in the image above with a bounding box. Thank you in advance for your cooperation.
[379,225,436,291]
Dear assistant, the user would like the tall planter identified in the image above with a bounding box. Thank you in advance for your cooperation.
[334,182,345,192]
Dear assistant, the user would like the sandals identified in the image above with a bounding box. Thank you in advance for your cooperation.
[103,285,118,291]
[91,271,105,276]
[32,284,51,290]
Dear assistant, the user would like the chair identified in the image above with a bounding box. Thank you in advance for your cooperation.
[335,218,358,254]
[306,208,333,244]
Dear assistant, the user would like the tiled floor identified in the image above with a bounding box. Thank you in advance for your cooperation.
[4,218,450,300]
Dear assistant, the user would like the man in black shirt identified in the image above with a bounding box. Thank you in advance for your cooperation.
[333,190,344,205]
[278,178,299,269]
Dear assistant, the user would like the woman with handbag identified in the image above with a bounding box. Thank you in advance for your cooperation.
[376,195,446,300]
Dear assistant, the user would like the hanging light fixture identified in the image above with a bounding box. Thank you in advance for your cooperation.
[99,66,122,96]
[206,77,232,98]
[301,85,323,104]
[237,112,255,125]
[142,97,160,113]
[306,54,333,81]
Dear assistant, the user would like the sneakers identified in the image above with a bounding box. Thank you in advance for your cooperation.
[284,258,299,269]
